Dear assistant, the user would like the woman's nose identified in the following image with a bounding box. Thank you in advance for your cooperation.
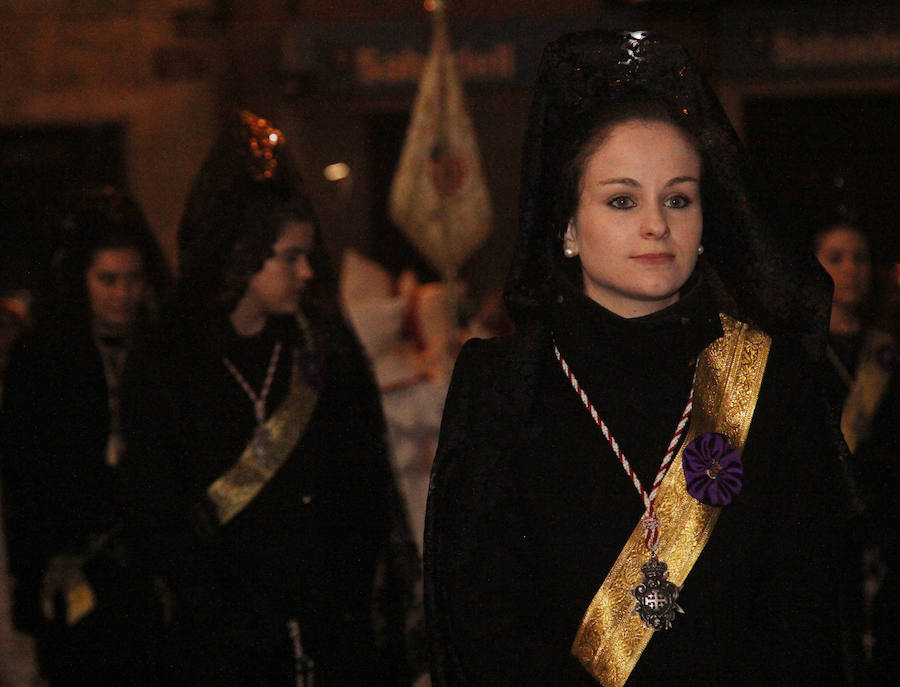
[641,206,669,239]
[296,256,314,281]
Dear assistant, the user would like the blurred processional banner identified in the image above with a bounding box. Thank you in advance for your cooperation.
[388,0,493,283]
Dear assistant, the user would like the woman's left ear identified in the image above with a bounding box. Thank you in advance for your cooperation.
[563,221,578,258]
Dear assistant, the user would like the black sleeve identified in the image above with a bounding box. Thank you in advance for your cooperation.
[426,339,591,687]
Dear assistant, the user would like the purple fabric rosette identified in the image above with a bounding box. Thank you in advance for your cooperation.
[682,432,742,506]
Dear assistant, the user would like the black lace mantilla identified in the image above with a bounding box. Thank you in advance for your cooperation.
[505,29,832,360]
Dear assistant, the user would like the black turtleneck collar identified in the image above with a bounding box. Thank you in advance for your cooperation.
[551,274,722,371]
[548,274,724,486]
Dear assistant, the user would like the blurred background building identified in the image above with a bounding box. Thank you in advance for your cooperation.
[1,0,898,311]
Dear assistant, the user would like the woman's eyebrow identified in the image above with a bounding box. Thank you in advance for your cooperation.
[596,177,639,187]
[594,175,699,187]
[665,175,700,187]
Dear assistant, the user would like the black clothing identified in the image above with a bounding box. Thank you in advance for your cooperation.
[821,329,900,685]
[864,368,900,684]
[426,292,847,685]
[0,315,168,686]
[426,28,848,687]
[121,312,417,686]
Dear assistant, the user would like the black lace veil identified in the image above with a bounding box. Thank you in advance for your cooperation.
[505,30,832,359]
[177,110,336,319]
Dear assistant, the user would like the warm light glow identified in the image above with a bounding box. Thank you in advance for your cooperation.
[323,162,351,181]
[424,0,439,12]
[268,132,279,144]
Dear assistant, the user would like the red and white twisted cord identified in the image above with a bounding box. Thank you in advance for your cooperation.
[553,342,693,551]
[223,340,283,424]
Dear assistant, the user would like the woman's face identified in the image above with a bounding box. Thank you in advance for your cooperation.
[242,220,315,318]
[86,247,147,329]
[564,119,703,318]
[815,226,871,311]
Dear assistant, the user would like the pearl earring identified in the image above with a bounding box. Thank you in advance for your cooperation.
[697,244,705,256]
[564,247,576,258]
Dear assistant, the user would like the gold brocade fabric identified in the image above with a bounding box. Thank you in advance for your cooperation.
[839,329,895,454]
[571,314,771,686]
[206,352,318,526]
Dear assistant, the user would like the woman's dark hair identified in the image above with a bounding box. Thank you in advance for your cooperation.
[42,188,172,323]
[812,221,870,256]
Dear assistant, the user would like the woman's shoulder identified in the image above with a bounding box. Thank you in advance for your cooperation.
[457,325,546,371]
[443,327,549,431]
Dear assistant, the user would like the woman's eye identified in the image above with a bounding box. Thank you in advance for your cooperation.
[665,195,691,209]
[609,196,635,209]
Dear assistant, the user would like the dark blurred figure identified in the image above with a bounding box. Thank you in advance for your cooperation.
[0,291,31,401]
[0,289,39,687]
[121,111,424,687]
[0,188,174,686]
[815,221,900,685]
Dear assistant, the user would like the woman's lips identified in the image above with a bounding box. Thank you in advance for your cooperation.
[632,252,674,265]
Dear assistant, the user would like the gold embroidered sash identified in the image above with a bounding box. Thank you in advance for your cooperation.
[839,329,895,454]
[206,351,319,526]
[571,314,771,686]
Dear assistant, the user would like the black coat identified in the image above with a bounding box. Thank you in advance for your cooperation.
[821,328,900,684]
[426,293,849,686]
[121,312,418,687]
[0,315,168,686]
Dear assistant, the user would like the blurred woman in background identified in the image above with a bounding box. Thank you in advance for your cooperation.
[0,188,172,686]
[815,220,900,684]
[121,111,424,687]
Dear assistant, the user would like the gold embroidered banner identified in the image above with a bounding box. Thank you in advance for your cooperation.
[571,314,771,686]
[388,1,492,278]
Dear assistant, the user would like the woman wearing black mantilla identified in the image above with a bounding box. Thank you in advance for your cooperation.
[425,31,849,686]
[814,220,900,684]
[121,111,424,686]
[1,189,173,686]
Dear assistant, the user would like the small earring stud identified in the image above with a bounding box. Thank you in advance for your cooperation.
[697,244,705,256]
[564,247,576,258]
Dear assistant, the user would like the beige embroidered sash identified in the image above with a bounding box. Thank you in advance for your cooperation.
[571,314,771,686]
[206,352,319,526]
[839,329,895,454]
